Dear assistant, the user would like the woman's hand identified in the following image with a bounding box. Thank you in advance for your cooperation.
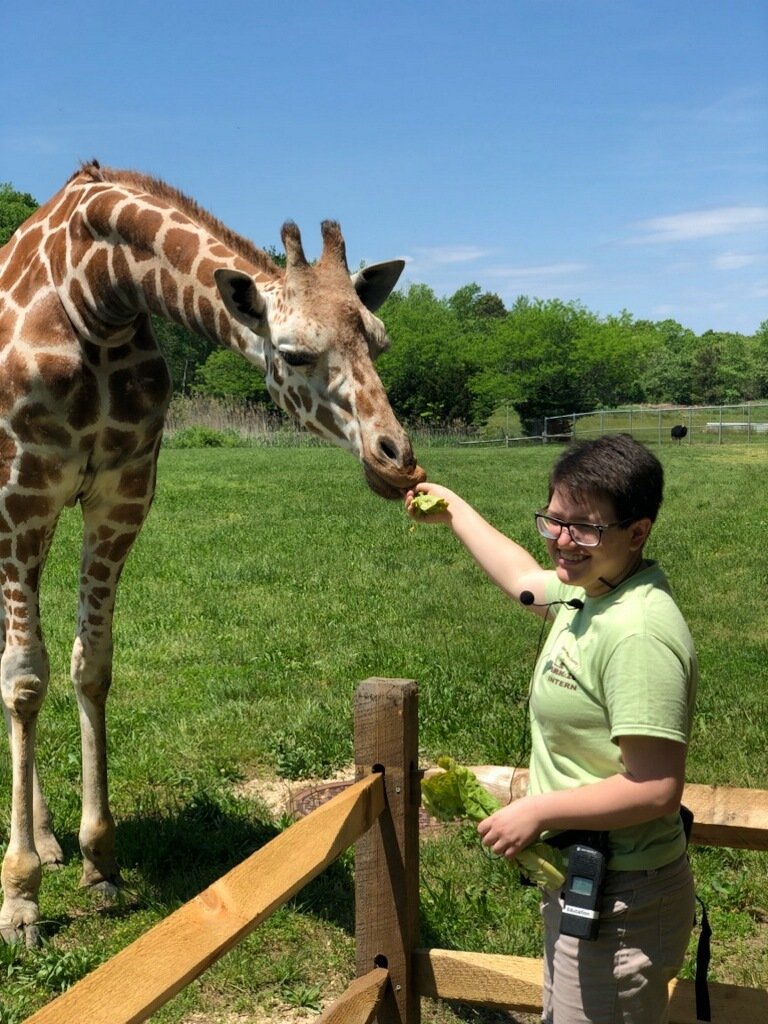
[404,482,458,524]
[477,798,544,861]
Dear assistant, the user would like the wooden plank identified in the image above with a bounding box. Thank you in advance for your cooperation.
[24,772,386,1024]
[452,766,768,850]
[414,948,543,1012]
[316,967,390,1024]
[355,679,420,1024]
[682,782,768,851]
[414,949,768,1022]
[668,975,768,1022]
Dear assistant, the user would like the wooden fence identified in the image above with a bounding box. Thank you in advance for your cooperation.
[23,678,768,1024]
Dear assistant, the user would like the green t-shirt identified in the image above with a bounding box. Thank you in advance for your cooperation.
[528,561,697,870]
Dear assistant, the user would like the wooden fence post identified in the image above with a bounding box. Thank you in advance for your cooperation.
[354,678,420,1024]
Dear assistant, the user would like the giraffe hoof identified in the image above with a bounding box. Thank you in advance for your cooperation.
[0,904,42,948]
[82,877,122,901]
[36,837,66,869]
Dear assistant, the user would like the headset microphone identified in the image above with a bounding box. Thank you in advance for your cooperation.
[519,590,584,611]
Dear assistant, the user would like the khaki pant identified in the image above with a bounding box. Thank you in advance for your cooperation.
[540,854,695,1024]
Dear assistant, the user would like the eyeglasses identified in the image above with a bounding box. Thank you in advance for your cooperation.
[534,511,634,548]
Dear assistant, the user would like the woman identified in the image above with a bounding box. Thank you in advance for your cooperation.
[407,434,697,1024]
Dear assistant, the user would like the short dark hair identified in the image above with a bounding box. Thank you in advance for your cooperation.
[548,434,664,523]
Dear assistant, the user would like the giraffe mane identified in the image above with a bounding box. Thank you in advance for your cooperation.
[71,160,284,278]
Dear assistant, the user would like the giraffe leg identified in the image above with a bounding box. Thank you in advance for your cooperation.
[1,702,64,869]
[0,615,50,946]
[74,469,155,894]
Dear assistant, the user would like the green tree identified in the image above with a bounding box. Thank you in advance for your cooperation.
[635,320,698,405]
[152,317,216,394]
[193,347,270,402]
[0,182,39,246]
[378,284,479,424]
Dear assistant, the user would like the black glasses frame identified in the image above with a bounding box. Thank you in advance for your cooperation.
[534,511,635,548]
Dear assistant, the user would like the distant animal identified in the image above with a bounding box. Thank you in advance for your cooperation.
[0,160,425,945]
[671,425,688,443]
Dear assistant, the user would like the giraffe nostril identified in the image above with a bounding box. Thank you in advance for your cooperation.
[379,437,399,463]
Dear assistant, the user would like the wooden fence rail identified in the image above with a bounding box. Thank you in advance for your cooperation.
[22,678,768,1024]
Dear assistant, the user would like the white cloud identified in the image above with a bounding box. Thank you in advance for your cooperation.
[406,245,491,267]
[491,262,588,279]
[713,251,756,271]
[629,206,768,244]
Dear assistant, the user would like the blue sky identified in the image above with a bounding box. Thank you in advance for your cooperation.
[1,1,766,335]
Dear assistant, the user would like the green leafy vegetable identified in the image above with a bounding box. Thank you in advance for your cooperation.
[421,757,566,890]
[410,494,449,515]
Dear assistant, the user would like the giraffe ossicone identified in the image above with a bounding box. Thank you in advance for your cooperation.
[0,161,424,944]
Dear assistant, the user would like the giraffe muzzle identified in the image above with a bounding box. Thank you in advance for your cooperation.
[362,457,427,500]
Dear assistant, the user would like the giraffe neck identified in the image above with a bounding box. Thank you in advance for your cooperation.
[45,172,278,370]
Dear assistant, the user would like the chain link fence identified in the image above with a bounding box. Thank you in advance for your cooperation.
[544,403,768,446]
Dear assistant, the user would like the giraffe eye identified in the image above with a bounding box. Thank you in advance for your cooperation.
[281,349,316,368]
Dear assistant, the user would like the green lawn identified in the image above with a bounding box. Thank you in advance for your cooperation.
[1,443,766,1021]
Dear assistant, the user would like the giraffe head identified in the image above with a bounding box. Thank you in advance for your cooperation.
[215,221,425,498]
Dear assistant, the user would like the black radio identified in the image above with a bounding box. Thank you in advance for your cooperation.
[559,844,607,941]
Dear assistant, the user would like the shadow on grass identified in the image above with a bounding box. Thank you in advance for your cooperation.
[89,791,358,932]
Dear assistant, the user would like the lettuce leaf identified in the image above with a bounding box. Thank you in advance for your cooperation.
[410,494,449,515]
[421,757,565,890]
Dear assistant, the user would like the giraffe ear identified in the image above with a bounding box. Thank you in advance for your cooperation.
[350,259,405,312]
[214,269,268,333]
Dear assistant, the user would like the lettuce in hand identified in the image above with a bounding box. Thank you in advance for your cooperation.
[410,494,449,515]
[421,757,565,890]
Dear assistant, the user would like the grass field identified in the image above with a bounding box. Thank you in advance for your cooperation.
[1,442,766,1022]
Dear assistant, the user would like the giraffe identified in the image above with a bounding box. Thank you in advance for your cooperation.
[0,160,425,944]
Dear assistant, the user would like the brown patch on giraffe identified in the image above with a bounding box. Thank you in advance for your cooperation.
[106,343,133,363]
[14,528,43,563]
[107,359,169,424]
[140,267,161,308]
[17,452,63,490]
[33,353,81,400]
[87,561,112,583]
[160,268,178,309]
[281,390,298,418]
[108,503,146,526]
[83,192,123,238]
[217,310,233,345]
[22,296,74,347]
[3,564,19,583]
[111,246,134,291]
[196,258,218,288]
[10,403,73,448]
[0,349,31,412]
[86,247,111,296]
[68,366,101,431]
[182,283,196,324]
[354,391,376,420]
[316,405,346,441]
[5,492,53,524]
[102,428,140,458]
[298,386,313,413]
[116,205,163,248]
[0,429,18,461]
[198,294,217,337]
[163,228,199,275]
[95,533,136,564]
[6,223,44,269]
[116,461,153,499]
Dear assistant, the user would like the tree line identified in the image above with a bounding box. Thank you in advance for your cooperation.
[3,182,766,433]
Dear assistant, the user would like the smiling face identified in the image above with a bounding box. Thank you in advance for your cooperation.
[544,487,652,597]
